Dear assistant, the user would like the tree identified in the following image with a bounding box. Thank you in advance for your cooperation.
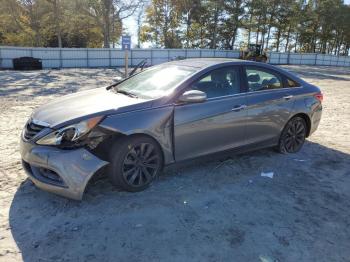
[63,0,105,47]
[2,0,49,46]
[205,0,225,49]
[140,0,182,48]
[86,0,141,48]
[1,0,350,54]
[220,0,246,50]
[136,2,145,48]
[176,0,201,48]
[46,0,62,47]
[0,0,104,47]
[181,1,210,48]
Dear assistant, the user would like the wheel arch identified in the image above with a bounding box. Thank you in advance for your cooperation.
[93,129,171,164]
[86,131,168,189]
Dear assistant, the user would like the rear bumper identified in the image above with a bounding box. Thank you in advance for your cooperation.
[20,138,108,200]
[309,104,322,136]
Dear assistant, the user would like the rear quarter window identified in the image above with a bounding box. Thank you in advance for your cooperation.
[287,78,301,88]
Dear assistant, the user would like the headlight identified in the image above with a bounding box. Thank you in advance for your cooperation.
[36,116,103,146]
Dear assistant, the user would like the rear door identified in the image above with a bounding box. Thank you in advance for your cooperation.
[243,66,295,145]
[174,66,248,161]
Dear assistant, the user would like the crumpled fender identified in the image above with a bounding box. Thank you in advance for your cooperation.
[99,106,175,164]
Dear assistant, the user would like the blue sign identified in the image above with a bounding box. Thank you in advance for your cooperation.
[122,36,131,50]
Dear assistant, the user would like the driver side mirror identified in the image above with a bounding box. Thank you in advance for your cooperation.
[178,90,207,103]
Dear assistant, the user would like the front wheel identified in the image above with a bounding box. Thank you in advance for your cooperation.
[108,136,163,192]
[277,117,307,153]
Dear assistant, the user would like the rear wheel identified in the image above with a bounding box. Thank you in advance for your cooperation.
[277,117,307,153]
[108,136,163,192]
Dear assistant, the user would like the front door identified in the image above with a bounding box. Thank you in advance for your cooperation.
[174,66,247,161]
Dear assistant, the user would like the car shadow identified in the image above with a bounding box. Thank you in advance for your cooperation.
[8,141,350,261]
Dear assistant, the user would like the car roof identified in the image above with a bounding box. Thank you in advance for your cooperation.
[165,58,243,69]
[163,58,306,85]
[164,58,278,70]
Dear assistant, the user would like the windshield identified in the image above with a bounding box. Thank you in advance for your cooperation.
[114,65,196,99]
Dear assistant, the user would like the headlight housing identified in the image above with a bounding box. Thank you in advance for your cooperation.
[36,116,103,146]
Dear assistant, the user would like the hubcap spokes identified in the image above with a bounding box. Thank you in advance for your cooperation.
[122,143,159,186]
[285,120,306,152]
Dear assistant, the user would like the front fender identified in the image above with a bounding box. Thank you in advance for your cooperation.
[99,106,175,164]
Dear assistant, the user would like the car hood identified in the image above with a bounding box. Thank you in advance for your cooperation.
[32,87,150,128]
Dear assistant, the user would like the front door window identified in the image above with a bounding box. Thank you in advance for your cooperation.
[189,67,241,99]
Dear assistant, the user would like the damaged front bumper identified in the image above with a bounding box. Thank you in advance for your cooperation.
[20,138,108,200]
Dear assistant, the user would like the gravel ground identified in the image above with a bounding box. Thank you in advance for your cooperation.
[0,65,349,262]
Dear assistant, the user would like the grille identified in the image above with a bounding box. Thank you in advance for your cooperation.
[23,120,46,140]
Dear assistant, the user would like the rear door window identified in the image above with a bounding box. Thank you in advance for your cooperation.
[245,67,283,92]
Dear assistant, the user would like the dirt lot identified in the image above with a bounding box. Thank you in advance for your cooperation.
[0,65,349,262]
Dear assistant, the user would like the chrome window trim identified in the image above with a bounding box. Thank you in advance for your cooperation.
[205,92,245,102]
[244,86,303,96]
[196,86,304,102]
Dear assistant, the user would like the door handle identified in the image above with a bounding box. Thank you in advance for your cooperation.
[283,95,293,100]
[232,105,247,111]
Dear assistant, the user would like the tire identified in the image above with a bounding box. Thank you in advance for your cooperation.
[277,117,307,154]
[108,135,163,192]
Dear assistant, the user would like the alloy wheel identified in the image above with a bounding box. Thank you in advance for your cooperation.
[283,118,306,153]
[122,143,160,187]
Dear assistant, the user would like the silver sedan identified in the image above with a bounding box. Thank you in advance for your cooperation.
[20,58,323,200]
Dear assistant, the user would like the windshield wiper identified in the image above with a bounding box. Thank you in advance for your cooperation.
[115,89,138,98]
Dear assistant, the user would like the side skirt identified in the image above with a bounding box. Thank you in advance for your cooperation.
[168,138,277,167]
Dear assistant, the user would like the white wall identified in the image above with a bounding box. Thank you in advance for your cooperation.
[268,52,350,67]
[0,46,349,69]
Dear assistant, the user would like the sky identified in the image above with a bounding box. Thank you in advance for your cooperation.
[123,16,140,48]
[122,0,350,49]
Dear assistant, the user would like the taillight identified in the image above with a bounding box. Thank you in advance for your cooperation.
[314,93,323,103]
